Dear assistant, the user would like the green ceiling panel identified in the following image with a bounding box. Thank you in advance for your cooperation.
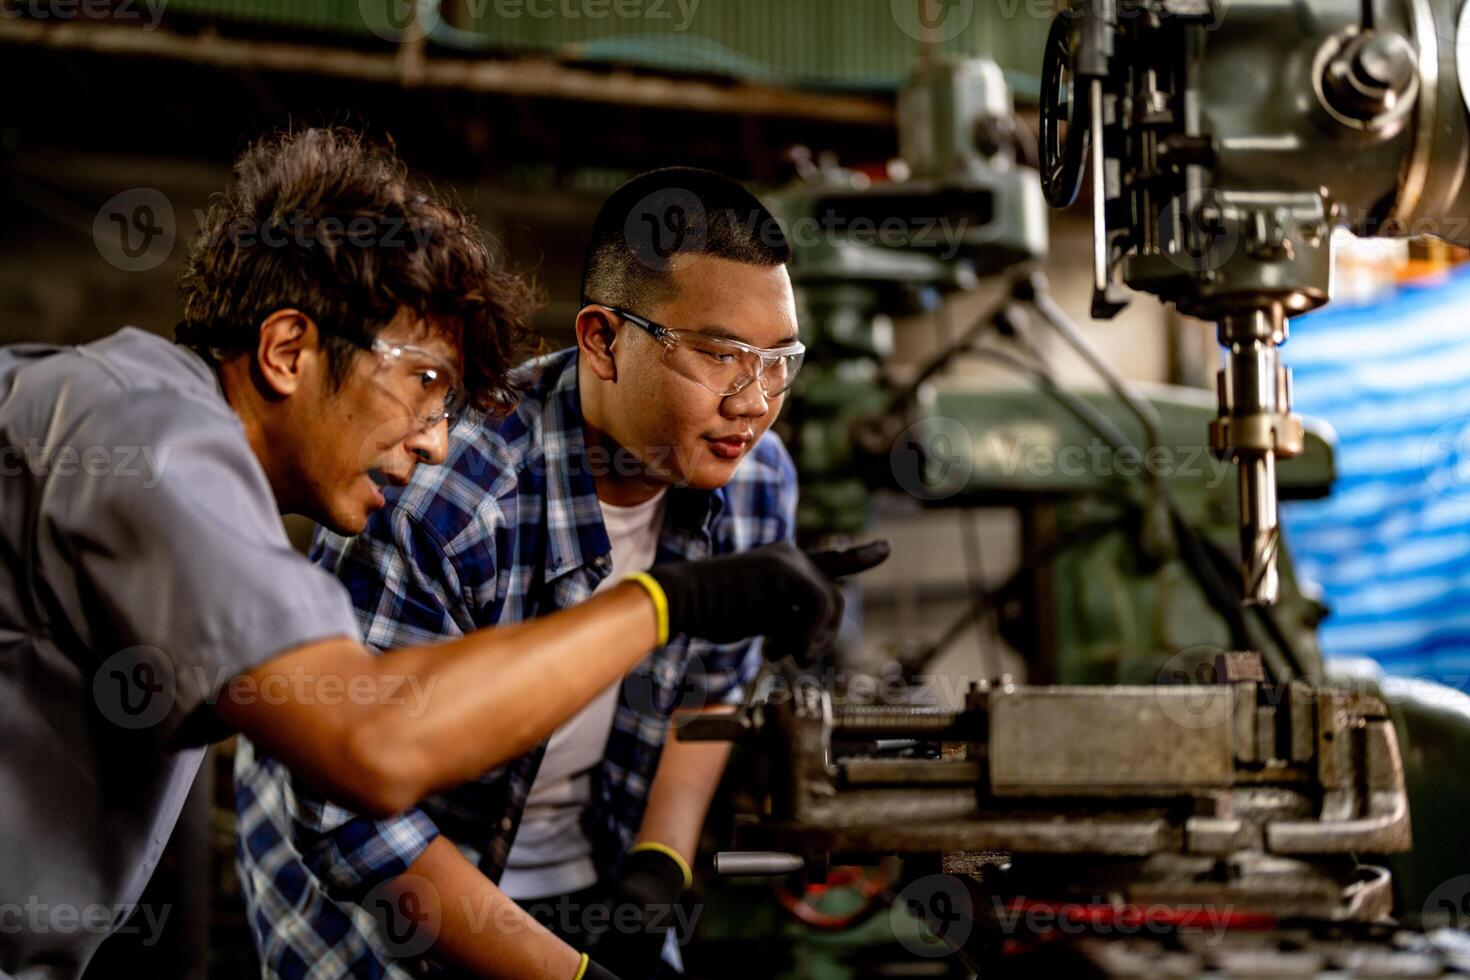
[159,0,1049,98]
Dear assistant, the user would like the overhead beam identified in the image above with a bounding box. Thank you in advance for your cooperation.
[0,18,895,125]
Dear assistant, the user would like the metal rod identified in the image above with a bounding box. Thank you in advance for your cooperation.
[715,852,806,877]
[831,706,968,739]
[1216,306,1292,606]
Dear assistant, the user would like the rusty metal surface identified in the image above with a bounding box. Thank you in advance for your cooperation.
[988,686,1235,795]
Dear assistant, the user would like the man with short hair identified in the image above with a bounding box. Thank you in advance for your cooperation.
[235,167,885,979]
[0,133,869,980]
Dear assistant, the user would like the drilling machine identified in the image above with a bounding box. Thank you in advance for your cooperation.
[772,54,1331,688]
[1038,0,1470,608]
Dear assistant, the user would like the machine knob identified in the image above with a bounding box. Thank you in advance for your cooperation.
[1322,30,1418,122]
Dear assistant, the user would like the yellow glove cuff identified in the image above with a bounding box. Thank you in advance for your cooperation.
[624,572,669,647]
[572,952,589,980]
[629,841,694,891]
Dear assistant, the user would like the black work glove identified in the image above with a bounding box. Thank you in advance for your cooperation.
[578,956,625,980]
[584,846,689,980]
[647,540,891,666]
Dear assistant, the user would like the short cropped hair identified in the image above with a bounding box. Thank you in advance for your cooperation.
[581,166,789,312]
[177,126,537,413]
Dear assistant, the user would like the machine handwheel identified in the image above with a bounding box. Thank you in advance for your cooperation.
[1040,13,1090,208]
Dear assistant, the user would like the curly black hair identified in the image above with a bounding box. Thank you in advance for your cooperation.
[178,126,539,413]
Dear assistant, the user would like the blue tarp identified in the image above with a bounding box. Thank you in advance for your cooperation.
[1283,264,1470,686]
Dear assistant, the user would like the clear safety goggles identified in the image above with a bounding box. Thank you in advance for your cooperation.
[603,305,805,398]
[357,335,467,432]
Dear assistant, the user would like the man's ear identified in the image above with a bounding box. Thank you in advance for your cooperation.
[575,305,620,382]
[254,309,319,398]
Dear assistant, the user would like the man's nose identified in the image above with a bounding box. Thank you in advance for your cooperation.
[404,418,450,466]
[721,377,772,419]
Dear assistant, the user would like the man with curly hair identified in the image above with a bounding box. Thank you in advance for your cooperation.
[0,131,869,980]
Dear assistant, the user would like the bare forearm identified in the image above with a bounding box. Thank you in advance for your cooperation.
[218,582,658,815]
[637,710,735,863]
[364,582,659,803]
[400,837,581,980]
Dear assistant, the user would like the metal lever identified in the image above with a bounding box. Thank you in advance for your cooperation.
[714,852,806,877]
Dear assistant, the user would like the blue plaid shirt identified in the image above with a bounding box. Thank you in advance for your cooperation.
[234,348,797,978]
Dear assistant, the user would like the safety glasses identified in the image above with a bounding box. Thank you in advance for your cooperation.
[602,305,805,398]
[355,335,467,433]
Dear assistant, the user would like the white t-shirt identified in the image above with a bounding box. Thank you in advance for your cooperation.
[498,487,669,900]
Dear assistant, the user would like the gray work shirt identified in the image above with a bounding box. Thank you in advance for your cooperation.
[0,328,359,980]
